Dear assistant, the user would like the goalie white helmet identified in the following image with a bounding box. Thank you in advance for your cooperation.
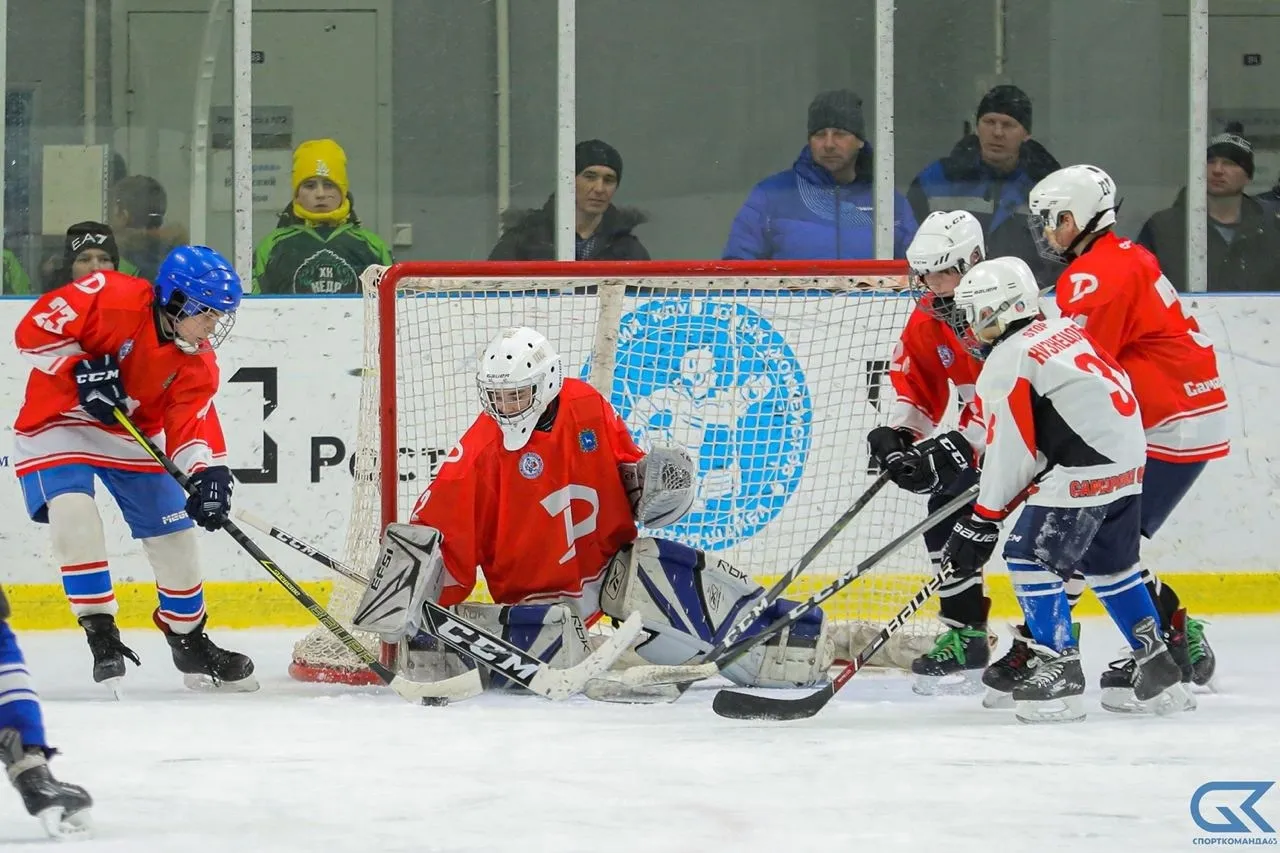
[953,256,1042,359]
[1028,164,1118,260]
[905,210,986,324]
[477,327,564,450]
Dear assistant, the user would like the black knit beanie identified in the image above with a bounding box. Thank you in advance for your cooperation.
[576,140,623,183]
[1207,123,1255,178]
[64,221,120,270]
[807,90,865,138]
[977,84,1033,132]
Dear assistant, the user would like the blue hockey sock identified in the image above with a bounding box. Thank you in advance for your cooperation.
[0,621,47,748]
[1008,560,1075,652]
[1086,566,1160,650]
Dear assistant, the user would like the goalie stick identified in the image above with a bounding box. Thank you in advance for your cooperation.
[111,408,642,704]
[711,482,1037,721]
[231,509,711,701]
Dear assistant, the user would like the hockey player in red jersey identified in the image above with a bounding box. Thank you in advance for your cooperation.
[354,327,834,693]
[12,246,256,694]
[944,256,1194,722]
[1029,164,1222,700]
[866,210,992,694]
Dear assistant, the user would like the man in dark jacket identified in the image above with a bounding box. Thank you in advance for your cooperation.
[722,89,917,260]
[1137,129,1280,293]
[906,85,1060,284]
[488,140,650,261]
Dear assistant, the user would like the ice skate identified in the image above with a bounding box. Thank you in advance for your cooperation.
[156,611,259,692]
[78,613,140,699]
[983,622,1080,709]
[1012,643,1086,724]
[1185,613,1217,689]
[910,618,993,696]
[1100,616,1195,715]
[0,728,93,840]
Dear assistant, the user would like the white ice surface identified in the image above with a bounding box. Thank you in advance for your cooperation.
[3,617,1277,853]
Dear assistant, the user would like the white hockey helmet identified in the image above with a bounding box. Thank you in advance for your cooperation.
[905,210,986,323]
[953,256,1042,358]
[1027,164,1118,260]
[477,327,564,450]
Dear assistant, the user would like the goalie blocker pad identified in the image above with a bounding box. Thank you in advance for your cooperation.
[599,537,834,688]
[352,523,449,644]
[620,444,696,529]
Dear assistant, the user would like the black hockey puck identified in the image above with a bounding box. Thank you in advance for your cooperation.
[421,696,449,707]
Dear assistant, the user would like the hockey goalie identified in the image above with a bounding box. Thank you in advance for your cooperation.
[351,327,835,695]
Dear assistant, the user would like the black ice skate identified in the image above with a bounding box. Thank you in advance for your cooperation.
[0,728,93,840]
[982,622,1080,710]
[1164,607,1193,683]
[78,613,140,698]
[155,611,259,692]
[910,611,994,696]
[1100,616,1196,715]
[1185,613,1217,688]
[1011,643,1087,724]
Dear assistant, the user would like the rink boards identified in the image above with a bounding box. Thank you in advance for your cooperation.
[1,293,1278,629]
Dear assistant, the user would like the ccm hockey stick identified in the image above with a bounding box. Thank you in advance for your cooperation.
[712,482,1036,721]
[115,408,643,704]
[230,509,670,701]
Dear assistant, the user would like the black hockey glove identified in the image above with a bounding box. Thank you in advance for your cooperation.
[74,354,127,426]
[942,513,1000,577]
[185,466,233,531]
[892,430,975,495]
[867,426,915,477]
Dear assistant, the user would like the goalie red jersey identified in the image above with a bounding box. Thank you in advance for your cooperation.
[1053,232,1228,462]
[888,304,986,449]
[412,378,645,607]
[13,270,226,476]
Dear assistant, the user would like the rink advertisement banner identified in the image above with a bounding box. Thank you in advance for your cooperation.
[1,293,1278,626]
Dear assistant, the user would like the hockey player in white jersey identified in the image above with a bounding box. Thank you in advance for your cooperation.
[942,256,1194,722]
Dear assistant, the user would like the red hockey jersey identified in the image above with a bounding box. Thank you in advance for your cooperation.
[974,317,1147,519]
[1054,232,1229,463]
[412,378,645,607]
[13,271,226,477]
[888,304,986,449]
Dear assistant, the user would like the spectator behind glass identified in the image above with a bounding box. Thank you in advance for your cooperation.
[41,221,120,292]
[723,89,917,260]
[2,247,31,294]
[253,138,393,294]
[109,175,187,281]
[1137,125,1280,293]
[488,139,650,261]
[906,85,1060,284]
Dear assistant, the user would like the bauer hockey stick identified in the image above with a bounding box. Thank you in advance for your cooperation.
[229,509,684,700]
[114,409,643,704]
[711,482,1037,721]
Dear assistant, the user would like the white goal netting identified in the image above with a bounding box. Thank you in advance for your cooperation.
[290,261,946,683]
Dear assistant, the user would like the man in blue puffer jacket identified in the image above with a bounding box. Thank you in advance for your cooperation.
[906,85,1061,286]
[723,89,918,260]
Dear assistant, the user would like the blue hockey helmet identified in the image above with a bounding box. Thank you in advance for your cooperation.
[154,246,242,351]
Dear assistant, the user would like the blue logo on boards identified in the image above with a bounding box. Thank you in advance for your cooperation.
[582,298,812,550]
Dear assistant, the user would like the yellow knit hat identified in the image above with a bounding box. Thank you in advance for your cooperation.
[291,139,350,224]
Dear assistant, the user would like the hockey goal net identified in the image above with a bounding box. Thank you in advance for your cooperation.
[290,260,945,684]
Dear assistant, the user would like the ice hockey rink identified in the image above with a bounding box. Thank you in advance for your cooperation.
[3,616,1276,852]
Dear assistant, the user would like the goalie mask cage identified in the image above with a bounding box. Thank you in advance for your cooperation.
[289,259,947,685]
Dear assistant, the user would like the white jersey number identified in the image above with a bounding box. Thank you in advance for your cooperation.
[540,485,600,565]
[32,297,79,335]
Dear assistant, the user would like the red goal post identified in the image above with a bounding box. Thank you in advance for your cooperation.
[289,259,945,685]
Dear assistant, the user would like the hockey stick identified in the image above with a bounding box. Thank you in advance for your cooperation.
[711,483,1036,721]
[113,409,643,704]
[229,509,685,700]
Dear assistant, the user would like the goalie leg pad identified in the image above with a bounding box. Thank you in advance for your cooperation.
[598,537,833,688]
[351,523,449,644]
[452,602,591,690]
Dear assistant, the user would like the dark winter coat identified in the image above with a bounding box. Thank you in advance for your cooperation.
[907,135,1061,284]
[722,145,917,260]
[1137,189,1280,293]
[488,196,650,261]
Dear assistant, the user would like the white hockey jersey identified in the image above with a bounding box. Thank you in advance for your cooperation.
[973,317,1148,521]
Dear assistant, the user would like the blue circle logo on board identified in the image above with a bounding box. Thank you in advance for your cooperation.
[582,298,812,550]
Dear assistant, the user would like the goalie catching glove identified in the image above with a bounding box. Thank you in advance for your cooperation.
[867,427,974,495]
[620,443,696,528]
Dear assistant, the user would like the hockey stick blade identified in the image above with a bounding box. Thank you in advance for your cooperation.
[234,508,645,701]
